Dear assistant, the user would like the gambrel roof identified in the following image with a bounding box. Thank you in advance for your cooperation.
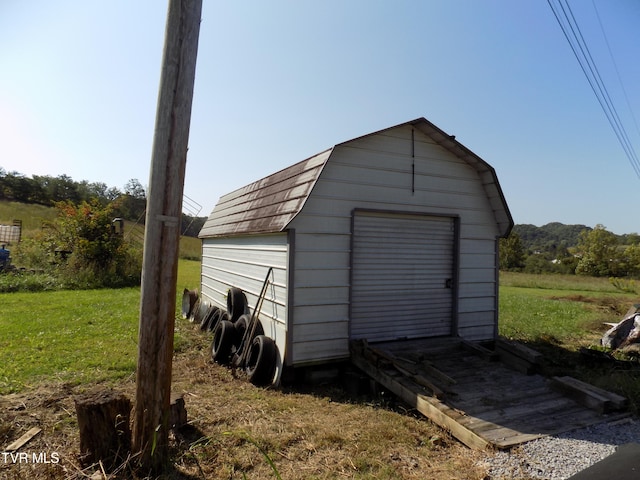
[199,118,513,238]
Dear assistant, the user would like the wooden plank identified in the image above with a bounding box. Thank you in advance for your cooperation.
[419,361,457,385]
[368,347,449,398]
[480,405,602,447]
[5,427,42,452]
[461,396,577,432]
[394,364,446,399]
[559,376,627,410]
[351,352,489,450]
[453,389,565,419]
[496,338,543,364]
[460,340,499,361]
[496,346,538,375]
[414,394,490,451]
[351,338,627,451]
[550,376,628,413]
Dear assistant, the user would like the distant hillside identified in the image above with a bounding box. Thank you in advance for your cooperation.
[513,222,591,253]
[513,222,640,254]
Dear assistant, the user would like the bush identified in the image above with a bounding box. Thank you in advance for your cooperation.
[12,200,142,289]
[0,270,61,293]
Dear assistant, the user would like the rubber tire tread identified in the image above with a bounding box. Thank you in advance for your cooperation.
[200,306,220,331]
[212,320,237,365]
[227,288,247,323]
[246,335,277,386]
[234,314,265,348]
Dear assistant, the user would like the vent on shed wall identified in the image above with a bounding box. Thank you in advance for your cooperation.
[350,211,455,342]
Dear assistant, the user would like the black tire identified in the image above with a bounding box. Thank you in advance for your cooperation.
[246,335,277,386]
[234,314,250,347]
[207,308,223,332]
[200,306,220,331]
[235,315,265,348]
[227,288,247,323]
[212,320,237,364]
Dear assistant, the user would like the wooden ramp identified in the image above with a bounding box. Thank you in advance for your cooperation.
[351,338,628,450]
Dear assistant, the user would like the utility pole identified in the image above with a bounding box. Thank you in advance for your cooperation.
[132,0,202,473]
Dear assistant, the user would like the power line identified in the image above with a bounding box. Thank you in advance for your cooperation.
[547,0,640,178]
[592,0,640,141]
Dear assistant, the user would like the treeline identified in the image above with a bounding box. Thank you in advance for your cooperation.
[501,223,640,277]
[0,168,206,237]
[514,222,640,253]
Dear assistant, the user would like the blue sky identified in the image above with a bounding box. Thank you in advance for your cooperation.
[1,1,639,234]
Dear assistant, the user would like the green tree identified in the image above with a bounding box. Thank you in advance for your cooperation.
[622,244,640,278]
[575,225,621,277]
[499,232,526,271]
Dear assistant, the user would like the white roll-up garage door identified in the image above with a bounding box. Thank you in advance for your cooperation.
[350,211,455,342]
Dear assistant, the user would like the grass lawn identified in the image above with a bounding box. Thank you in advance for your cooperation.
[2,268,640,479]
[499,271,636,343]
[0,259,201,394]
[499,271,640,413]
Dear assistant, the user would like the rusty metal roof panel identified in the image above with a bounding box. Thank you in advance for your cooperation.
[199,149,331,238]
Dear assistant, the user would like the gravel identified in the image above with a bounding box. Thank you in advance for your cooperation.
[480,417,640,479]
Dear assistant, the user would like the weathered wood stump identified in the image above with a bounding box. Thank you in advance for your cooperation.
[74,390,132,470]
[170,393,187,429]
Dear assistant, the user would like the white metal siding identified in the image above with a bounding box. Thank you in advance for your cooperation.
[286,125,500,364]
[350,212,455,342]
[200,234,288,350]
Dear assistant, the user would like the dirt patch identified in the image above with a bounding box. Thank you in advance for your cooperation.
[0,332,489,480]
[548,295,629,316]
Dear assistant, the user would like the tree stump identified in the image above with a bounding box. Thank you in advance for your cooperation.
[74,390,132,470]
[170,393,187,429]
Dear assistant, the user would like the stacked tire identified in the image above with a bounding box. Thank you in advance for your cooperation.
[208,287,278,387]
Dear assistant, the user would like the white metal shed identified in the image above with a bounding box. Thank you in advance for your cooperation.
[198,117,513,371]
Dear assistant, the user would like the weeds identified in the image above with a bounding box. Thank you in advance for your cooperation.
[610,277,639,295]
[224,431,283,480]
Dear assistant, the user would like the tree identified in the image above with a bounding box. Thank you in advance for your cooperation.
[124,178,146,199]
[622,244,640,278]
[499,232,526,271]
[2,171,34,202]
[575,225,621,277]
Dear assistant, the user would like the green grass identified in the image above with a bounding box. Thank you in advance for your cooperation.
[499,271,640,414]
[0,259,201,394]
[499,287,603,342]
[500,271,622,293]
[499,271,636,342]
[179,234,202,260]
[3,266,640,415]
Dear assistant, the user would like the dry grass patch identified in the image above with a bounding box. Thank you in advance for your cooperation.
[0,328,489,480]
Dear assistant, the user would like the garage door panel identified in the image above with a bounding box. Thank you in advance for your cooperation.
[350,212,455,342]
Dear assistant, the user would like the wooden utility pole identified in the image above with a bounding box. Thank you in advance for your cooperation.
[132,0,202,473]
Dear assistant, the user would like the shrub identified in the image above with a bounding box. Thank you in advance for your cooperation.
[13,200,142,289]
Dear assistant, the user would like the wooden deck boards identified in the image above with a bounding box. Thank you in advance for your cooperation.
[351,338,629,450]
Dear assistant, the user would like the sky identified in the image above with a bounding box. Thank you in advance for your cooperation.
[1,1,639,234]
